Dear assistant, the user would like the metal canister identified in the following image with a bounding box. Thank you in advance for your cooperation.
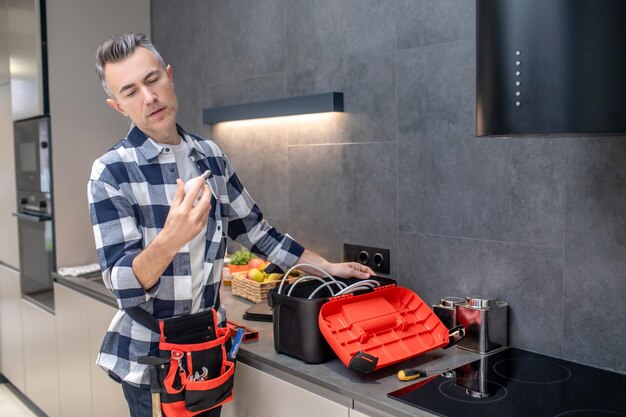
[433,297,465,329]
[455,297,508,354]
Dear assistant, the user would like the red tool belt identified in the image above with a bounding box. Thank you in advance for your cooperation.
[129,307,235,416]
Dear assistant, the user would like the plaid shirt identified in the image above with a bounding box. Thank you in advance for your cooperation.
[88,124,304,387]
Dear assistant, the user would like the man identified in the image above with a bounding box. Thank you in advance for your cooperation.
[88,33,374,417]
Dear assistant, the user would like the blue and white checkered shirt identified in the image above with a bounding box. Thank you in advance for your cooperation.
[88,124,304,387]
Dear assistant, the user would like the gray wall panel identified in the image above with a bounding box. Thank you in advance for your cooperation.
[398,232,564,356]
[152,0,210,135]
[287,142,398,270]
[211,121,290,227]
[204,0,285,87]
[285,0,397,144]
[564,138,626,373]
[397,0,475,49]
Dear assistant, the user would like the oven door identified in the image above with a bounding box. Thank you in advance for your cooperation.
[13,211,55,294]
[13,116,51,193]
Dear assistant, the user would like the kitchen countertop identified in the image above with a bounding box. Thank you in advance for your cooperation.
[54,274,483,417]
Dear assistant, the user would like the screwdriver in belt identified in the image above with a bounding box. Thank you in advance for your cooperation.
[397,367,450,381]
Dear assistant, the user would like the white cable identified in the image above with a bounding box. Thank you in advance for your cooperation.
[286,276,329,297]
[335,286,373,296]
[277,263,335,295]
[307,280,348,300]
[335,280,381,296]
[337,283,375,295]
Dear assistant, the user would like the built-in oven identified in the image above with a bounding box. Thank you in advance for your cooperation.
[13,191,54,295]
[12,115,55,304]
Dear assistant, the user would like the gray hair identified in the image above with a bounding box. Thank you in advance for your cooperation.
[95,33,166,97]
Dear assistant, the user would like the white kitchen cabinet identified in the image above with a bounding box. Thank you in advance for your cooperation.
[86,294,128,417]
[221,362,350,417]
[54,283,93,417]
[351,408,398,417]
[0,83,19,269]
[0,264,25,392]
[350,403,401,417]
[7,0,46,120]
[0,0,20,269]
[21,297,59,417]
[0,0,10,85]
[53,282,127,417]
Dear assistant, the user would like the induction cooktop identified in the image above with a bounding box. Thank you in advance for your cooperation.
[388,347,626,417]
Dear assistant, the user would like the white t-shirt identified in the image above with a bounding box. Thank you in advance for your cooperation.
[170,137,207,314]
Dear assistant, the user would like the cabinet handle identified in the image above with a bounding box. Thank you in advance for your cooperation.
[12,212,52,222]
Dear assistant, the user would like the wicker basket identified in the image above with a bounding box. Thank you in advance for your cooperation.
[231,271,298,304]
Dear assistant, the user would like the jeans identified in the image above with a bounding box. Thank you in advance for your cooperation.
[121,381,222,417]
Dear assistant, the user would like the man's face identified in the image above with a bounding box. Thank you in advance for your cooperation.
[104,47,178,143]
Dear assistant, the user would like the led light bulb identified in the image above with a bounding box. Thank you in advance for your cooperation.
[184,170,213,204]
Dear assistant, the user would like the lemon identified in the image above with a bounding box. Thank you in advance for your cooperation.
[267,273,283,281]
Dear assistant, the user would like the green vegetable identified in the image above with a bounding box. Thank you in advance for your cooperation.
[229,248,256,265]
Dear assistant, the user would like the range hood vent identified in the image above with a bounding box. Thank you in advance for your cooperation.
[476,0,626,136]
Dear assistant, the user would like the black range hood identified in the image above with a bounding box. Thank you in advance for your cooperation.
[476,0,626,136]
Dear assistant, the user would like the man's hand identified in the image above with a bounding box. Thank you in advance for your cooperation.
[131,177,212,289]
[296,250,375,279]
[162,178,212,249]
[325,262,375,279]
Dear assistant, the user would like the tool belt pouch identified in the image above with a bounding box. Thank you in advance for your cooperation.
[132,308,235,417]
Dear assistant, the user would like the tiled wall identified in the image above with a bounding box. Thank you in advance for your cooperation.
[152,0,626,373]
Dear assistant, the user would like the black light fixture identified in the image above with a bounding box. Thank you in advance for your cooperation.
[477,0,626,136]
[203,92,343,124]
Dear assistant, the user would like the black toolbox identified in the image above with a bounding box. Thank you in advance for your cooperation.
[267,276,395,364]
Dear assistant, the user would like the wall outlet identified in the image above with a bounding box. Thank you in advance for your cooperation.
[343,243,390,275]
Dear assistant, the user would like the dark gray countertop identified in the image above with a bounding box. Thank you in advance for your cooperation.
[53,272,118,307]
[54,274,483,417]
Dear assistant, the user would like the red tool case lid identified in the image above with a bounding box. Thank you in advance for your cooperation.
[318,286,449,373]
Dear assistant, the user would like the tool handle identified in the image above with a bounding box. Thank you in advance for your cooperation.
[348,351,378,374]
[397,368,426,381]
[151,392,163,417]
[228,328,245,359]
